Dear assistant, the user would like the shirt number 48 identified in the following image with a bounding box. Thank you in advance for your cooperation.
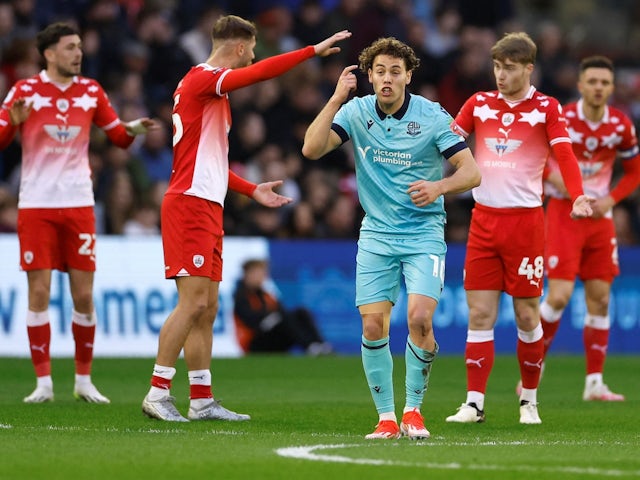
[518,256,544,287]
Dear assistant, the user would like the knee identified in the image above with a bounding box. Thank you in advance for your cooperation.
[29,285,50,310]
[545,291,569,310]
[362,313,385,340]
[588,293,609,315]
[406,306,433,336]
[468,305,495,330]
[72,290,94,312]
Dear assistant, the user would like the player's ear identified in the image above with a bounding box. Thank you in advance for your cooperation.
[237,42,245,57]
[406,70,412,85]
[43,47,56,65]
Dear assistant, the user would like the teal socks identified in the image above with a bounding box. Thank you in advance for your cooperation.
[405,336,438,409]
[361,336,394,414]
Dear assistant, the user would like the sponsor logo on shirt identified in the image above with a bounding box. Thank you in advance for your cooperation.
[358,146,413,167]
[484,127,522,160]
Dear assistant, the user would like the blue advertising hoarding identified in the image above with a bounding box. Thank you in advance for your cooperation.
[269,240,640,355]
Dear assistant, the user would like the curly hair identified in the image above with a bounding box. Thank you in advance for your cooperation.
[358,37,420,74]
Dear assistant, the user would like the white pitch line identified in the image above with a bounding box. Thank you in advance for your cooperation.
[275,443,640,477]
[12,424,247,435]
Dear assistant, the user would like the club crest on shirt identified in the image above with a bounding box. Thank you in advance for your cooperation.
[56,98,70,113]
[406,121,421,136]
[585,136,599,151]
[192,255,204,268]
[501,113,515,126]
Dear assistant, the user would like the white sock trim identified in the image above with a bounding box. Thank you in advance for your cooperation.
[188,369,211,386]
[467,329,494,343]
[379,412,397,422]
[26,310,50,327]
[152,364,176,380]
[517,323,543,343]
[520,387,537,404]
[72,309,97,327]
[585,314,610,329]
[466,391,485,410]
[540,300,563,322]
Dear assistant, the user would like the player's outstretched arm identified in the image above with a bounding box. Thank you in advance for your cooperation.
[252,180,293,208]
[221,31,351,94]
[313,30,352,57]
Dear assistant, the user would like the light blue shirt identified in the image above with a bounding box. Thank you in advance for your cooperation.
[332,92,466,240]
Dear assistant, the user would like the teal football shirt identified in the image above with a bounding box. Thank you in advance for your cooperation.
[332,93,466,244]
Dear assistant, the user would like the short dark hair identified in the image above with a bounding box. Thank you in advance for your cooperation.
[212,15,257,42]
[36,22,79,56]
[358,37,420,74]
[242,259,268,272]
[579,55,614,73]
[491,32,537,65]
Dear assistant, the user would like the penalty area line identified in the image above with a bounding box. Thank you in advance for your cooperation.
[275,443,640,477]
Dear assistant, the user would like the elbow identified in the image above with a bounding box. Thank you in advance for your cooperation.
[301,143,320,160]
[472,171,482,188]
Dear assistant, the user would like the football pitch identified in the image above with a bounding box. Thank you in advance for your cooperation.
[1,354,638,480]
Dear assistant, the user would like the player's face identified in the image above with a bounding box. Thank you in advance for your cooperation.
[368,54,412,113]
[493,58,532,101]
[578,67,614,109]
[48,34,83,78]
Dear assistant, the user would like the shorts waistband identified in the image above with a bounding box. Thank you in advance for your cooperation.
[474,202,543,215]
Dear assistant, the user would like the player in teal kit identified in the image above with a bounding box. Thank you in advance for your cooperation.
[303,37,480,439]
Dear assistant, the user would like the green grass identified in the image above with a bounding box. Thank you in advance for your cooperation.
[1,354,639,480]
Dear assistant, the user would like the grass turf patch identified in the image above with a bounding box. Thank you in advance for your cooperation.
[1,354,639,480]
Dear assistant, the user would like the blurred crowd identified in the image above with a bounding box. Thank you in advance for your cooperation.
[1,0,640,244]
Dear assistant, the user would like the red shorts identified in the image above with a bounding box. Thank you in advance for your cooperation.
[545,198,618,282]
[17,207,97,272]
[464,204,544,297]
[161,193,223,280]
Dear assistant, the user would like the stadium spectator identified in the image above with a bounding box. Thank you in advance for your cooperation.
[302,37,480,440]
[1,1,640,243]
[444,32,592,426]
[524,56,640,401]
[136,117,173,183]
[233,258,332,354]
[178,5,221,65]
[0,22,156,404]
[140,14,351,422]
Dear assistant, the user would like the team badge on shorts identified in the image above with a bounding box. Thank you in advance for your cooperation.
[548,255,559,269]
[24,251,34,264]
[192,255,205,268]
